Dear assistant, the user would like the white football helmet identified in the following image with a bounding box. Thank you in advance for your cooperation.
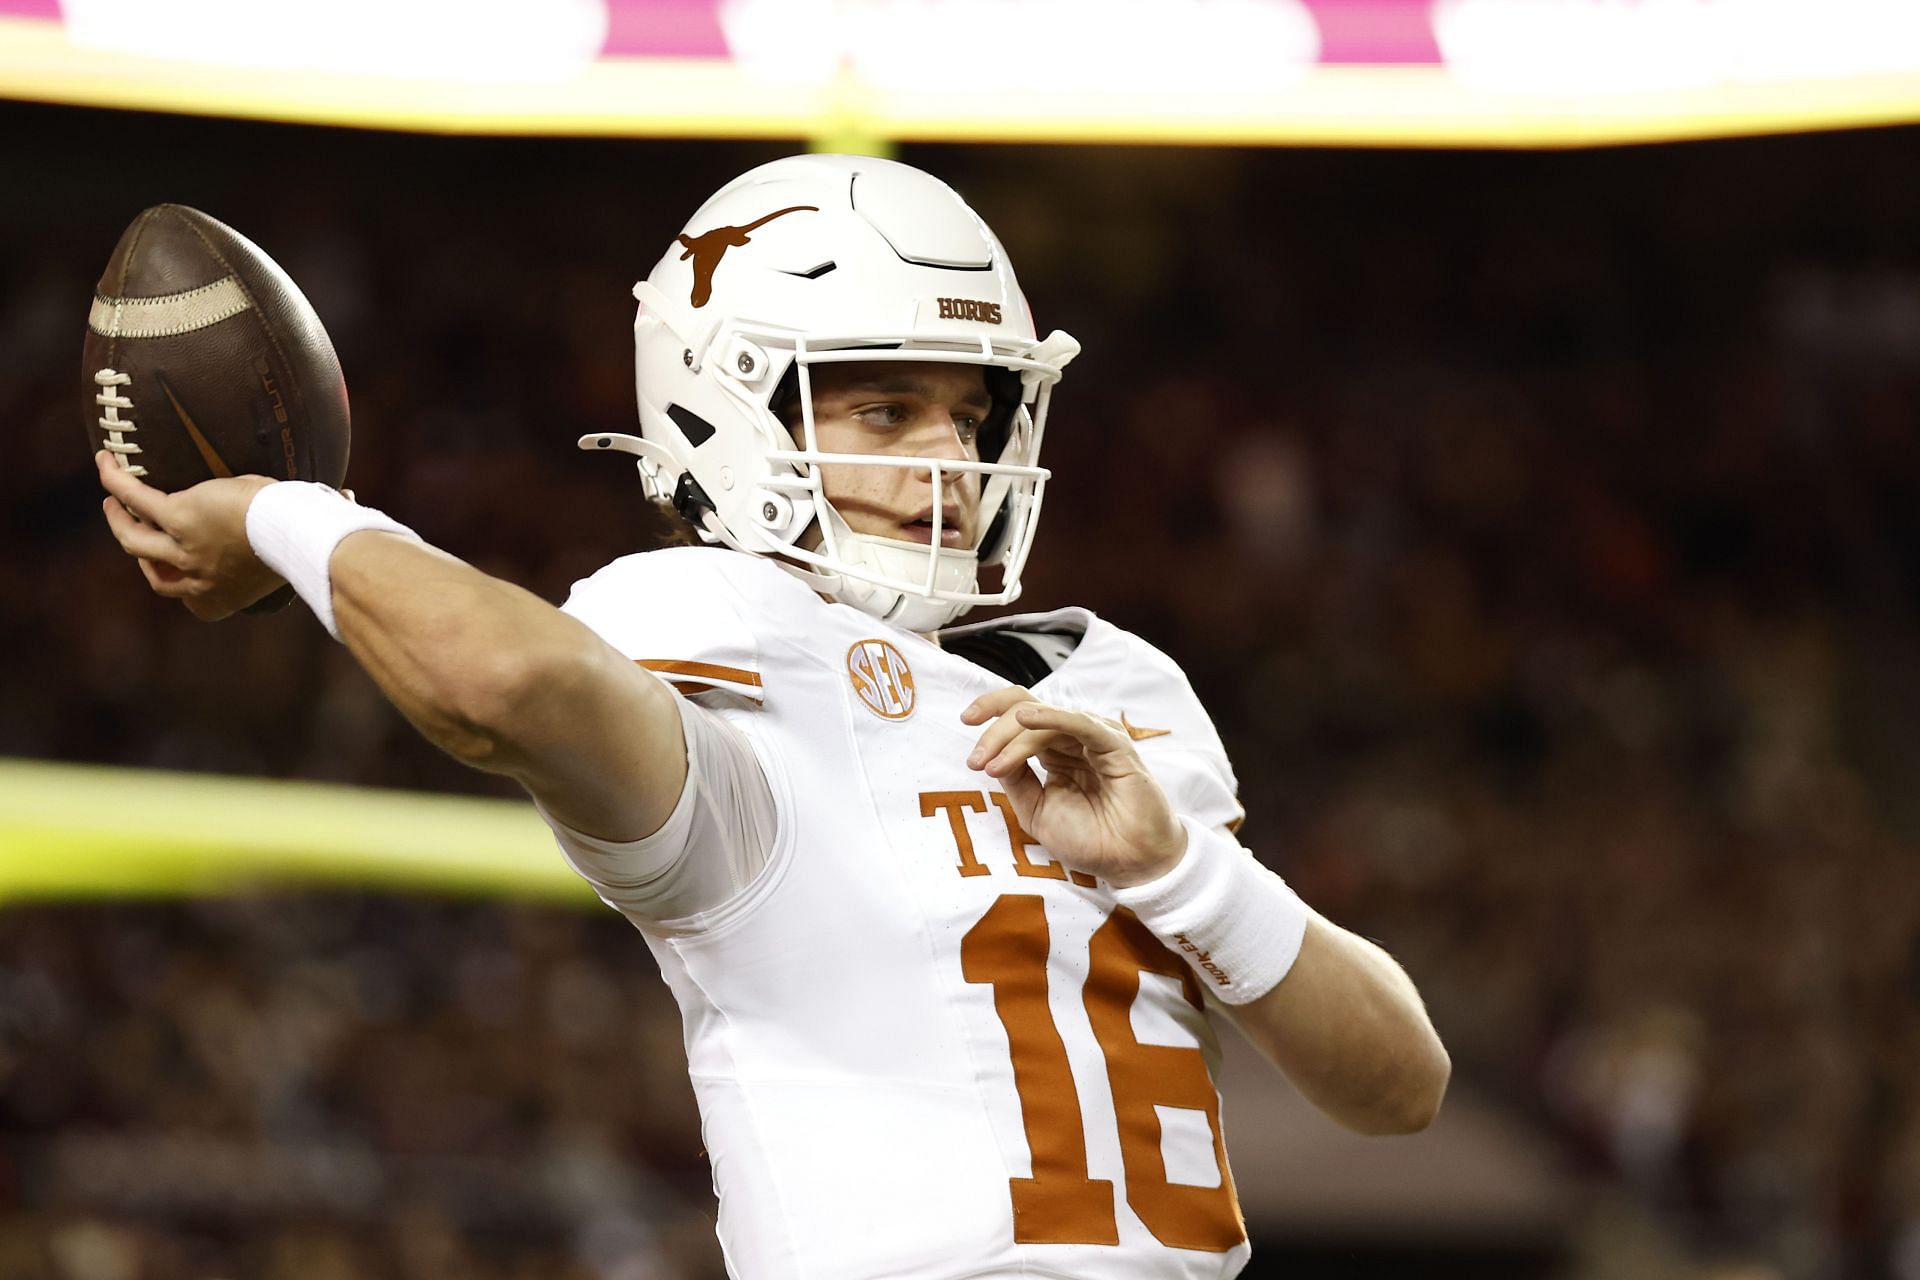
[580,154,1079,632]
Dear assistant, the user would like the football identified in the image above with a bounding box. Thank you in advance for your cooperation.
[83,204,351,611]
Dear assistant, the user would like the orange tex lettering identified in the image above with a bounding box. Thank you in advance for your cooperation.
[919,789,1097,887]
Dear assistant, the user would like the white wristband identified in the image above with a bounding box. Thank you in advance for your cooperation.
[245,482,418,640]
[1110,817,1310,1005]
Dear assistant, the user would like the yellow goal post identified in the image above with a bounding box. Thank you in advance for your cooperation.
[0,757,595,905]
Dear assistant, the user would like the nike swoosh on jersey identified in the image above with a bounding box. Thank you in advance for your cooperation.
[1120,713,1171,741]
[158,377,235,479]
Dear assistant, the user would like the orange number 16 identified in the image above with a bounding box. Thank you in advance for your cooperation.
[960,893,1245,1252]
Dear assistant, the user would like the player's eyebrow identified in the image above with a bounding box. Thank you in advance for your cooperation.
[832,374,992,411]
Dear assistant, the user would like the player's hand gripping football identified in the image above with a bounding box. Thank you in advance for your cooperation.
[95,450,282,620]
[963,686,1187,888]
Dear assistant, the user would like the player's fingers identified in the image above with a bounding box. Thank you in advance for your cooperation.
[95,450,171,526]
[1012,702,1131,754]
[999,761,1044,824]
[967,703,1047,769]
[960,685,1034,726]
[982,725,1078,778]
[134,556,191,597]
[969,695,1072,770]
[102,496,186,567]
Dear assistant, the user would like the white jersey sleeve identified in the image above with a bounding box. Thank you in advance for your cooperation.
[561,547,766,701]
[539,548,780,920]
[537,690,775,919]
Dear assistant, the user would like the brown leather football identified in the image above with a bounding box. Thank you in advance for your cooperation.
[83,204,351,612]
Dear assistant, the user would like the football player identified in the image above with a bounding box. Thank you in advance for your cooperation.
[96,154,1449,1279]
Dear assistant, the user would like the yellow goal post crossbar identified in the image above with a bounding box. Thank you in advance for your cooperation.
[0,757,597,906]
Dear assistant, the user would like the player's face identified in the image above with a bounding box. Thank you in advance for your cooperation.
[799,361,990,548]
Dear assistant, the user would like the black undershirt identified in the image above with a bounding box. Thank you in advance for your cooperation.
[940,627,1078,687]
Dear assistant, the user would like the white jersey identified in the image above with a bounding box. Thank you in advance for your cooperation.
[554,547,1252,1280]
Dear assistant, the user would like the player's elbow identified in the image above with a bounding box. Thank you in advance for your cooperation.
[1353,1037,1451,1136]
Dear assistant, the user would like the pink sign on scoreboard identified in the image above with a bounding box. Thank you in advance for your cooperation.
[0,0,1451,65]
[598,0,1448,64]
[600,0,729,58]
[1298,0,1442,64]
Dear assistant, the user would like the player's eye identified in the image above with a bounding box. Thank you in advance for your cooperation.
[854,403,908,428]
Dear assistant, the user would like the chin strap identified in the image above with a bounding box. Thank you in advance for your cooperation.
[890,595,974,632]
[833,527,980,627]
[770,542,977,632]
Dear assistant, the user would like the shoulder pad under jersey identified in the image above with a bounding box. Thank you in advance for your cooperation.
[561,547,794,702]
[1045,614,1245,833]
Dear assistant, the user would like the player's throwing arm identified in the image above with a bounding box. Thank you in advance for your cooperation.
[95,451,692,846]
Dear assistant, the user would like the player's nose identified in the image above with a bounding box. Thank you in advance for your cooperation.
[913,412,973,465]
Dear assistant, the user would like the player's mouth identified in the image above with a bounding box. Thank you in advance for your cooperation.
[899,512,968,548]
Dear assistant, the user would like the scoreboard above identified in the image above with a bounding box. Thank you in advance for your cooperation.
[3,0,1920,148]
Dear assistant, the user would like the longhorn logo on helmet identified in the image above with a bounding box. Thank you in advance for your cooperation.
[676,206,819,308]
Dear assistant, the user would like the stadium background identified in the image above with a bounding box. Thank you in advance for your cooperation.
[3,60,1920,1280]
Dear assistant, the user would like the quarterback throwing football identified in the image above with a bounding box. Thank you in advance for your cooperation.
[96,155,1449,1279]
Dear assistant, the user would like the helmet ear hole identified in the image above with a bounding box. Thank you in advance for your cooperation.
[667,403,719,448]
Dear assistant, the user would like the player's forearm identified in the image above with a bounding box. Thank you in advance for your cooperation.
[328,531,595,770]
[244,487,684,840]
[1225,915,1449,1136]
[1105,817,1448,1135]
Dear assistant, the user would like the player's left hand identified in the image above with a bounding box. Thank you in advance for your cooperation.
[962,686,1187,888]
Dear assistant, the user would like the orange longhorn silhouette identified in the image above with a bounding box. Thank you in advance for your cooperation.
[677,205,819,307]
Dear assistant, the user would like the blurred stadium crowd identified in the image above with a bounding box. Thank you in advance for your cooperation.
[3,108,1919,1279]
